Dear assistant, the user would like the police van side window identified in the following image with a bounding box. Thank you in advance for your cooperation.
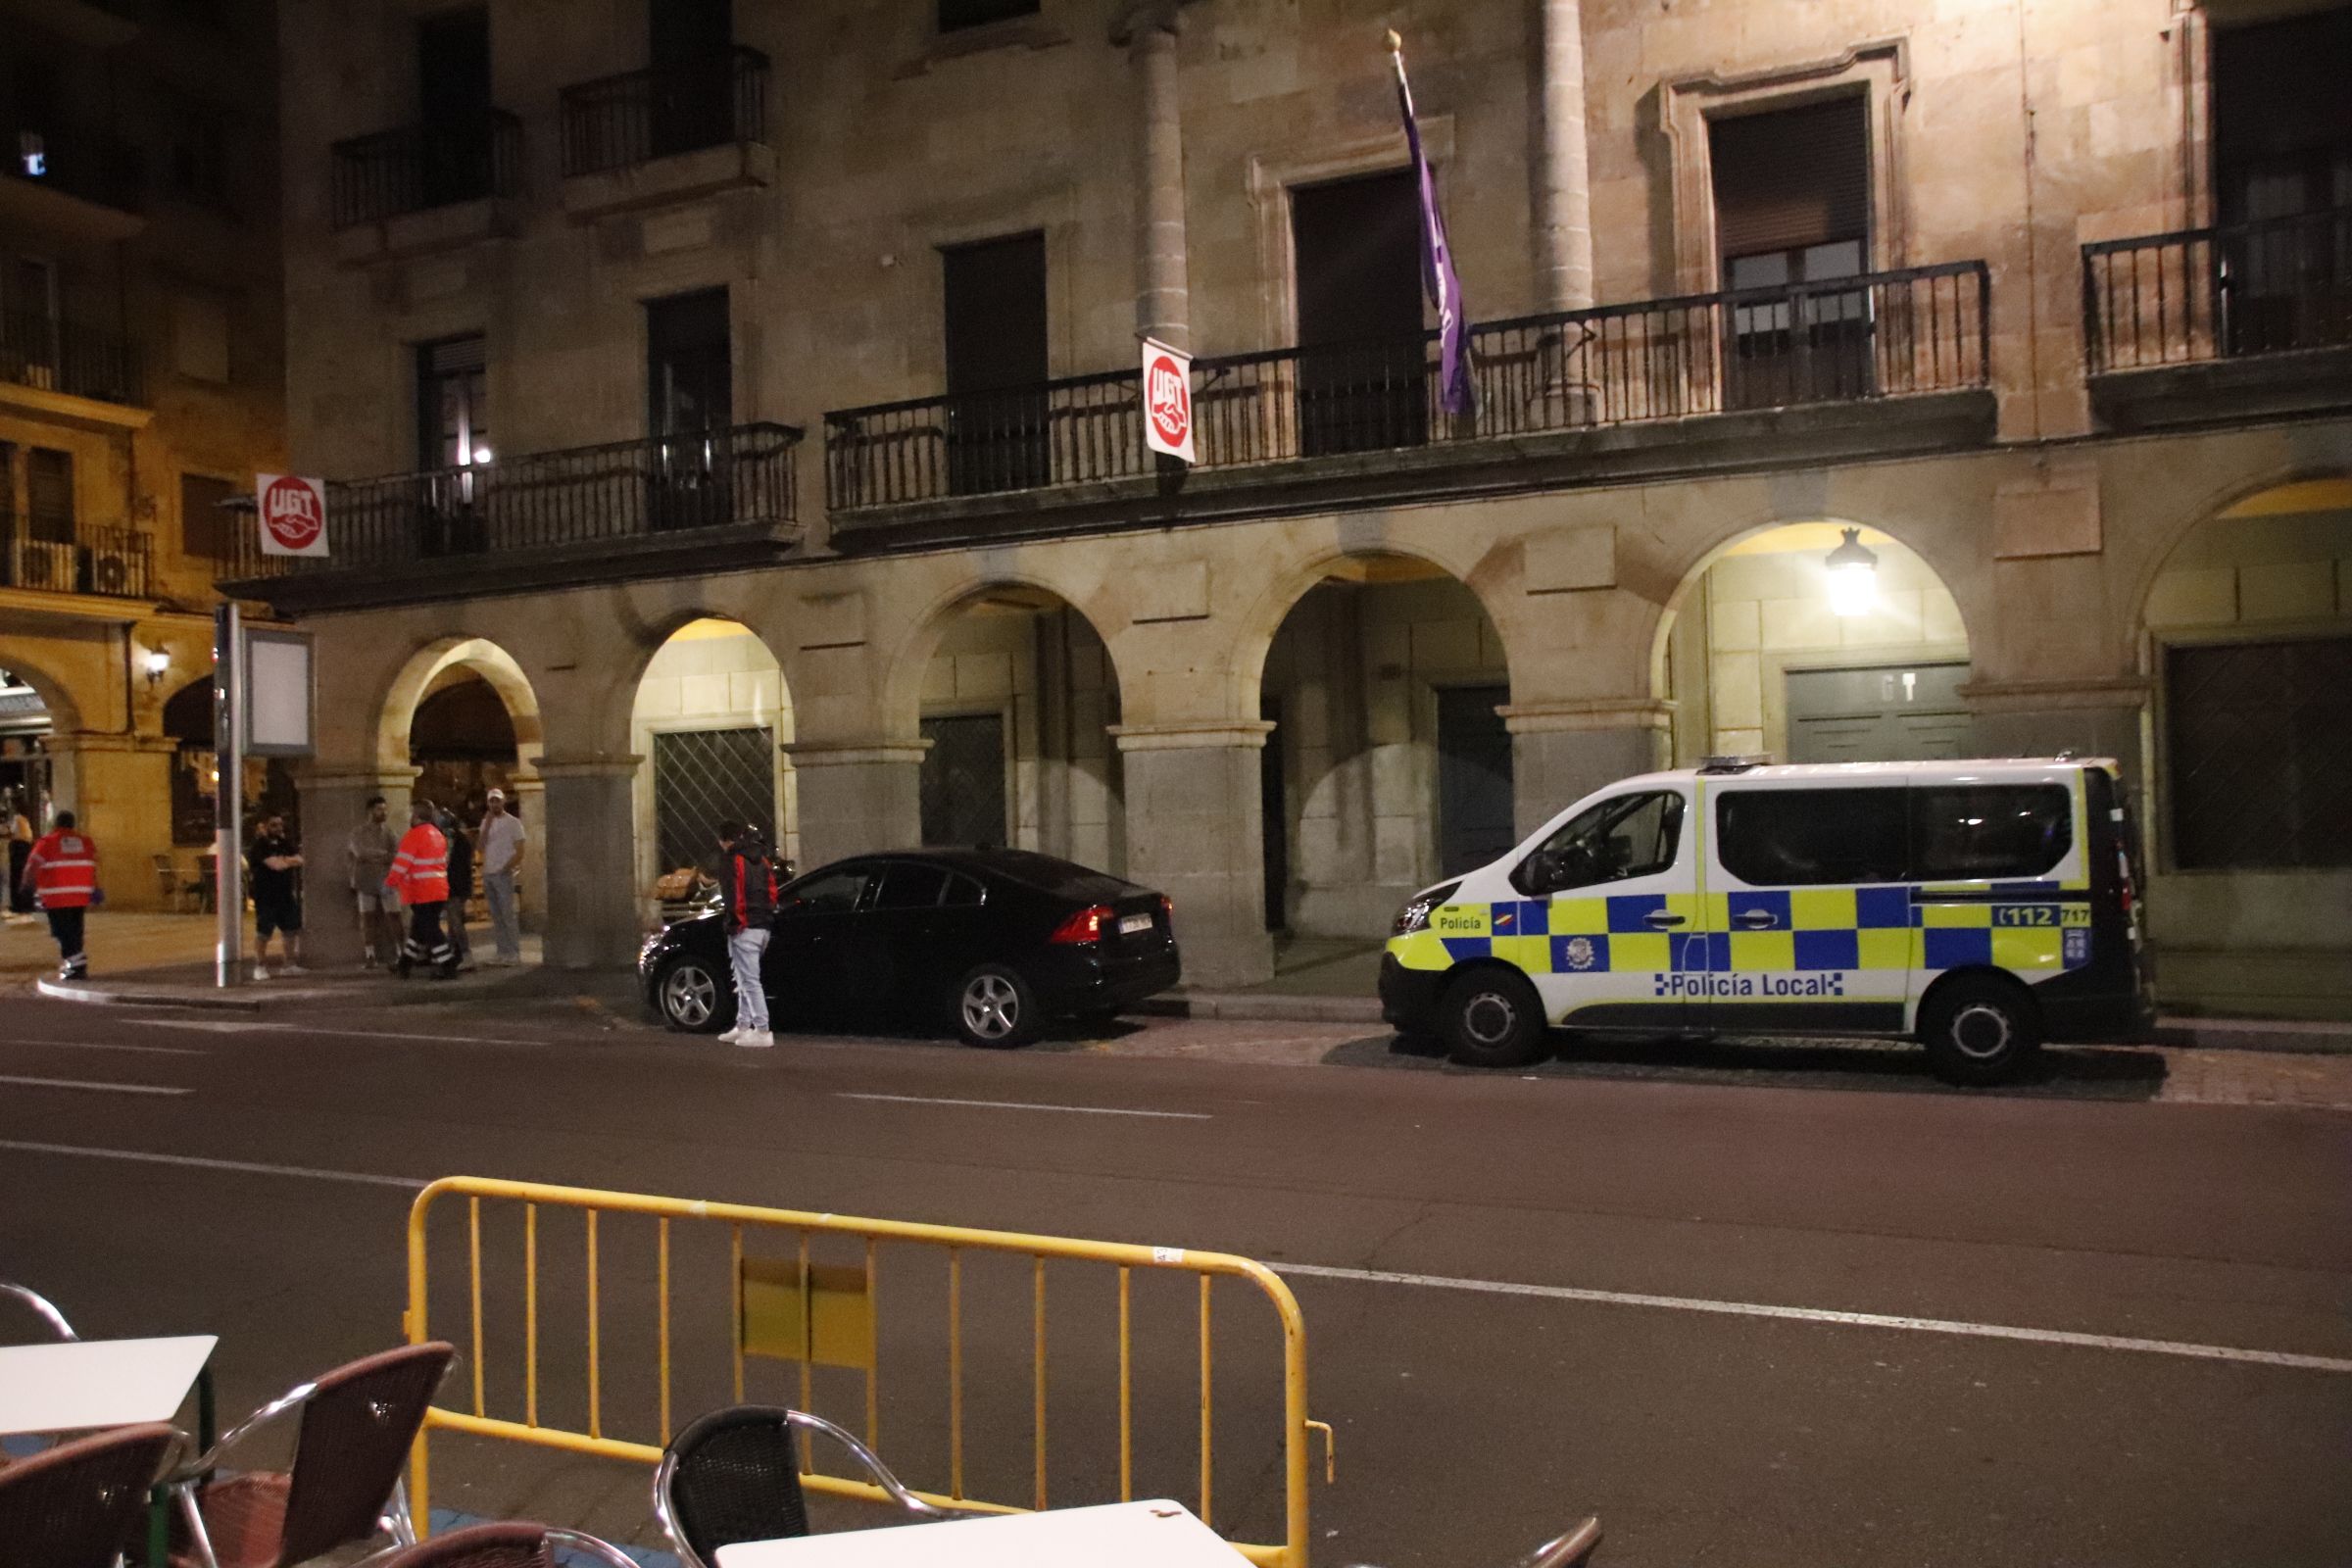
[1513,792,1684,895]
[1911,785,2073,881]
[1716,788,1906,886]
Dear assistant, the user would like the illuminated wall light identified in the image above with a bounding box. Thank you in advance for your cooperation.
[1824,526,1880,617]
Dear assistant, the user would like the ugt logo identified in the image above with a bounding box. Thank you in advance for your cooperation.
[1148,354,1190,449]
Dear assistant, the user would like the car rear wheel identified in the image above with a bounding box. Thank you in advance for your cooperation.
[659,955,733,1035]
[956,964,1041,1049]
[1441,967,1549,1068]
[1919,974,2041,1086]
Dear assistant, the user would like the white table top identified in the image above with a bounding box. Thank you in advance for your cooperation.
[713,1499,1249,1568]
[0,1335,218,1438]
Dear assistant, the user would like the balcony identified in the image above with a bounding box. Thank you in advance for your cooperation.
[0,0,142,51]
[0,126,144,242]
[1,310,143,416]
[560,47,774,220]
[0,521,154,602]
[220,422,804,612]
[2083,208,2352,432]
[824,261,1993,543]
[329,110,522,266]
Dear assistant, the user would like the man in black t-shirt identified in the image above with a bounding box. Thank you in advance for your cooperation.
[246,813,306,980]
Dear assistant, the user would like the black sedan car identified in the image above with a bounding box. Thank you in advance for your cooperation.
[639,848,1182,1047]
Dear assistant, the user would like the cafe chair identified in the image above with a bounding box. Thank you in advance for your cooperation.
[0,1279,79,1341]
[378,1520,641,1568]
[0,1422,181,1568]
[163,1340,456,1568]
[655,1405,949,1568]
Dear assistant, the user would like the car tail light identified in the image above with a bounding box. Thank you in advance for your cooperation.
[1050,904,1115,945]
[1158,894,1173,930]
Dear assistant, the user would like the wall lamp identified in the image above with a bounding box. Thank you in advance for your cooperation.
[1825,526,1880,617]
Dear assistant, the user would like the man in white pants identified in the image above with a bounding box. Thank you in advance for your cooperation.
[713,821,777,1048]
[478,788,527,965]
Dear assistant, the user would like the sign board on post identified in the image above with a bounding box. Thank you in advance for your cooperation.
[256,473,329,558]
[1140,337,1195,465]
[243,630,315,758]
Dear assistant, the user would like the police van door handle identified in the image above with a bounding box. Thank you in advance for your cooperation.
[1733,909,1779,930]
[1643,910,1686,929]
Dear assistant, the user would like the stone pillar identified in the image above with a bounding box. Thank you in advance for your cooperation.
[1113,722,1274,988]
[1963,678,2152,803]
[42,730,178,912]
[534,756,642,969]
[510,754,548,936]
[295,763,419,966]
[1533,0,1595,315]
[1500,701,1672,838]
[785,740,925,869]
[1117,1,1191,349]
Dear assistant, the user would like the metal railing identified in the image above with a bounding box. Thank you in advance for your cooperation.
[561,47,770,177]
[0,310,141,405]
[2083,207,2352,372]
[330,110,522,228]
[404,1176,1328,1567]
[2,126,143,213]
[220,422,801,583]
[825,261,1990,511]
[0,522,153,599]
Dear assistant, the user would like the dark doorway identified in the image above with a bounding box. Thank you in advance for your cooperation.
[409,672,518,821]
[646,288,733,530]
[648,0,734,159]
[1291,170,1427,456]
[943,231,1050,495]
[653,725,776,875]
[2211,11,2352,357]
[2166,637,2352,870]
[1259,695,1287,931]
[921,713,1009,847]
[1437,686,1515,878]
[416,7,494,208]
[1710,96,1873,408]
[1784,662,1970,763]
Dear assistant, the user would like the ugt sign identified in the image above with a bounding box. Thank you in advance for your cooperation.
[256,473,329,558]
[1141,337,1195,465]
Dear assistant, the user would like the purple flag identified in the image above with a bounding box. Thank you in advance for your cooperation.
[1393,45,1473,415]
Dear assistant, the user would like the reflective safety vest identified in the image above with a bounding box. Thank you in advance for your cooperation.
[389,822,450,906]
[25,829,98,909]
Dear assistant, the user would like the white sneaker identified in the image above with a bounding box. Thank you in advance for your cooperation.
[715,1027,744,1045]
[252,964,271,981]
[279,962,308,976]
[735,1029,774,1049]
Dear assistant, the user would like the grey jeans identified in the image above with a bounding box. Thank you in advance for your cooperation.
[483,870,521,961]
[728,927,771,1031]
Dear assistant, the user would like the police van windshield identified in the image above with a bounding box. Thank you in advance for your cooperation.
[1512,791,1684,895]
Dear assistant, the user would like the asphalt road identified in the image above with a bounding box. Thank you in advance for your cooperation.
[2,991,2348,1567]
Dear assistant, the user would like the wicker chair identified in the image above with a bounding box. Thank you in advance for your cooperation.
[655,1405,948,1568]
[0,1422,180,1568]
[376,1520,640,1568]
[0,1279,79,1341]
[163,1341,456,1568]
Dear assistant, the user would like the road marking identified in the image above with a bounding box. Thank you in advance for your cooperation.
[147,1019,561,1047]
[0,1073,191,1098]
[1,1038,207,1056]
[837,1092,1211,1121]
[0,1138,426,1191]
[1276,1261,2352,1376]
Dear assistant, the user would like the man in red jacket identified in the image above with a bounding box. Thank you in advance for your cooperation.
[388,798,457,980]
[19,809,99,980]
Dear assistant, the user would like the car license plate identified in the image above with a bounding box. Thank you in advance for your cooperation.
[1118,913,1153,935]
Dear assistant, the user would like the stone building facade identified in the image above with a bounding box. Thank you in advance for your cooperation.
[260,0,2351,1012]
[1,0,288,905]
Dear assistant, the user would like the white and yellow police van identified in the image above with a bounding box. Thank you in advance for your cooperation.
[1381,757,2154,1084]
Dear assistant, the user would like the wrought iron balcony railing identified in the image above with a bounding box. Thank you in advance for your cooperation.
[0,522,153,599]
[824,260,1990,512]
[330,110,522,228]
[219,421,802,585]
[2083,207,2352,372]
[0,310,141,405]
[561,47,770,177]
[3,125,144,214]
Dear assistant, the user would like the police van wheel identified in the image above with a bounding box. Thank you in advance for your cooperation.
[659,956,732,1035]
[956,964,1041,1050]
[1919,975,2041,1086]
[1441,968,1549,1069]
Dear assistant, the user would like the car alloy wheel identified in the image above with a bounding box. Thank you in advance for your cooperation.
[961,973,1021,1041]
[663,961,719,1030]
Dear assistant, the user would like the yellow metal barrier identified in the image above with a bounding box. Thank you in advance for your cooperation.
[403,1176,1328,1567]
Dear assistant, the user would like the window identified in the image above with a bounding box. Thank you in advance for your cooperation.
[1715,787,1907,887]
[943,231,1048,494]
[872,861,952,910]
[416,334,489,470]
[165,103,232,212]
[780,867,869,916]
[1911,785,2073,881]
[942,872,987,907]
[1709,96,1873,406]
[651,726,775,874]
[172,291,231,383]
[1514,792,1684,896]
[179,473,236,560]
[2166,638,2352,870]
[25,448,72,542]
[939,0,1038,31]
[1291,170,1427,456]
[646,288,731,436]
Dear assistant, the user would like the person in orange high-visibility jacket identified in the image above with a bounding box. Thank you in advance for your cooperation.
[19,809,99,980]
[388,798,457,980]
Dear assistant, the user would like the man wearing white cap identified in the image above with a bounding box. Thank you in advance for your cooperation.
[479,786,527,965]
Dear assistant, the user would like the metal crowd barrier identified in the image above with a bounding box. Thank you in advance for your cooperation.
[403,1176,1331,1567]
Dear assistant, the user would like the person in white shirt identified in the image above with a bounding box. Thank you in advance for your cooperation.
[478,787,527,965]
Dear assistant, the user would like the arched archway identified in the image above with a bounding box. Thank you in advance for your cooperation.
[1253,551,1512,937]
[378,638,544,780]
[630,616,794,906]
[1651,521,1973,766]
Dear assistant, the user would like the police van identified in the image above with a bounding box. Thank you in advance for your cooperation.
[1380,758,2154,1084]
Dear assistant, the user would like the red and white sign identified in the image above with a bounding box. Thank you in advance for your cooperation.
[1141,337,1195,465]
[256,473,329,558]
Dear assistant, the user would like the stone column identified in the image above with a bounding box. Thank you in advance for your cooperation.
[785,740,926,869]
[43,730,178,912]
[1116,1,1191,349]
[510,747,548,936]
[1113,722,1274,988]
[1533,0,1595,315]
[1499,700,1671,838]
[295,763,419,966]
[534,755,642,969]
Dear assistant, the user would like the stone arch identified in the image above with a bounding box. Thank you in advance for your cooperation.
[2125,466,2352,645]
[627,613,797,898]
[0,651,85,734]
[879,569,1126,740]
[374,637,544,772]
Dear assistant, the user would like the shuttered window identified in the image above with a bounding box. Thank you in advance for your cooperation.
[1710,96,1871,264]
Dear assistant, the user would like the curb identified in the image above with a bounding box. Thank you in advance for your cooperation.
[30,970,628,1012]
[34,976,267,1010]
[1141,992,1389,1024]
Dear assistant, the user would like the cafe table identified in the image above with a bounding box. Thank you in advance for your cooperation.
[713,1499,1251,1568]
